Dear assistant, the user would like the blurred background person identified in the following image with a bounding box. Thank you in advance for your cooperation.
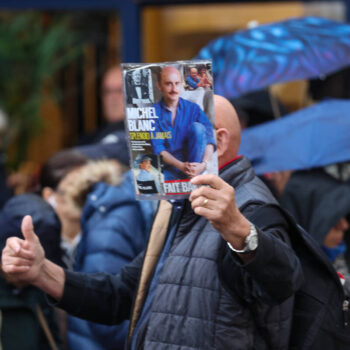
[38,149,155,349]
[58,158,155,350]
[261,170,293,200]
[0,193,63,350]
[39,144,133,268]
[39,149,89,269]
[75,65,130,166]
[0,109,13,209]
[38,148,89,349]
[280,168,350,295]
[77,65,125,146]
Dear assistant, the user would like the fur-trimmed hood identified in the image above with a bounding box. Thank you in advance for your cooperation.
[63,159,127,212]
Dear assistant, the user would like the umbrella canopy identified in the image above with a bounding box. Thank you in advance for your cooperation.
[238,99,350,175]
[230,89,290,127]
[196,16,350,98]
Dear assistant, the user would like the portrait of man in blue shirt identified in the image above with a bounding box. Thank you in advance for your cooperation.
[185,67,201,90]
[151,66,216,181]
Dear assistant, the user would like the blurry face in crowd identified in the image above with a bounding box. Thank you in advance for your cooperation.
[323,217,349,248]
[190,68,198,80]
[157,66,182,106]
[54,169,82,223]
[140,160,151,172]
[102,67,125,123]
[132,70,142,85]
[200,67,206,76]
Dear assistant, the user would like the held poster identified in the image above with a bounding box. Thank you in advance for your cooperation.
[122,60,218,200]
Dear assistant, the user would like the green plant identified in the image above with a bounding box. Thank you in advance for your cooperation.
[0,12,82,169]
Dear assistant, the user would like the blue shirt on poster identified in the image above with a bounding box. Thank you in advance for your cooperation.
[151,98,216,180]
[186,75,200,89]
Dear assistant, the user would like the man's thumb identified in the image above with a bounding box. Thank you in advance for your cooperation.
[21,215,36,242]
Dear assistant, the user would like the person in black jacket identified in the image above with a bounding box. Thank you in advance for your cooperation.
[280,168,350,295]
[0,194,63,350]
[1,95,303,349]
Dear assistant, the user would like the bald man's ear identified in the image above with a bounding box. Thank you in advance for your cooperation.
[216,128,230,158]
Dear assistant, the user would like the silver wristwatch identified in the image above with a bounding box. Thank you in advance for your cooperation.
[227,223,258,254]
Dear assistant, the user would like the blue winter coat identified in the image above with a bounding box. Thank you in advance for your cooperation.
[67,171,155,350]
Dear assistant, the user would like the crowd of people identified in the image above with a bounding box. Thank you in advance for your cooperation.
[0,61,349,350]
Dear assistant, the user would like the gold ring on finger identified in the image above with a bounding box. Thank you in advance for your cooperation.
[203,198,209,206]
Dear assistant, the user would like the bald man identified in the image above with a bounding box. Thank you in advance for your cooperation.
[185,67,208,90]
[151,66,216,181]
[1,95,302,349]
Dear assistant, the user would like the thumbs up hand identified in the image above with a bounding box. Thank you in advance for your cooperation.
[1,215,45,285]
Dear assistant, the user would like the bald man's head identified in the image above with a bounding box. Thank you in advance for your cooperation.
[190,67,198,79]
[214,95,241,165]
[158,66,181,81]
[157,66,182,106]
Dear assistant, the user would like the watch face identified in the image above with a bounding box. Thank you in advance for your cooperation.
[247,234,258,251]
[245,224,258,252]
[227,224,258,254]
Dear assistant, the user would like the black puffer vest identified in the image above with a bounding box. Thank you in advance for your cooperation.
[135,157,291,349]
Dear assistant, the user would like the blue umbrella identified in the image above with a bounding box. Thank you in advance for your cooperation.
[196,17,350,99]
[238,99,350,174]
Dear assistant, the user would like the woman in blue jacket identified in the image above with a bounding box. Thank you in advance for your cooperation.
[59,159,155,350]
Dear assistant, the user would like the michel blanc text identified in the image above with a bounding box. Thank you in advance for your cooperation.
[127,107,172,140]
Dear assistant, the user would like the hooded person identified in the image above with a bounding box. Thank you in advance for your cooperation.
[0,193,62,350]
[55,159,155,350]
[280,168,350,294]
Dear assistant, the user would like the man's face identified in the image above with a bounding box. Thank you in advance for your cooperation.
[140,160,151,172]
[190,68,198,80]
[132,70,142,85]
[102,68,125,123]
[157,67,182,105]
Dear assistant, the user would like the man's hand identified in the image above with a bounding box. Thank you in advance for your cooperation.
[1,215,65,300]
[179,161,193,177]
[189,174,250,250]
[160,150,192,177]
[1,215,45,285]
[188,162,206,177]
